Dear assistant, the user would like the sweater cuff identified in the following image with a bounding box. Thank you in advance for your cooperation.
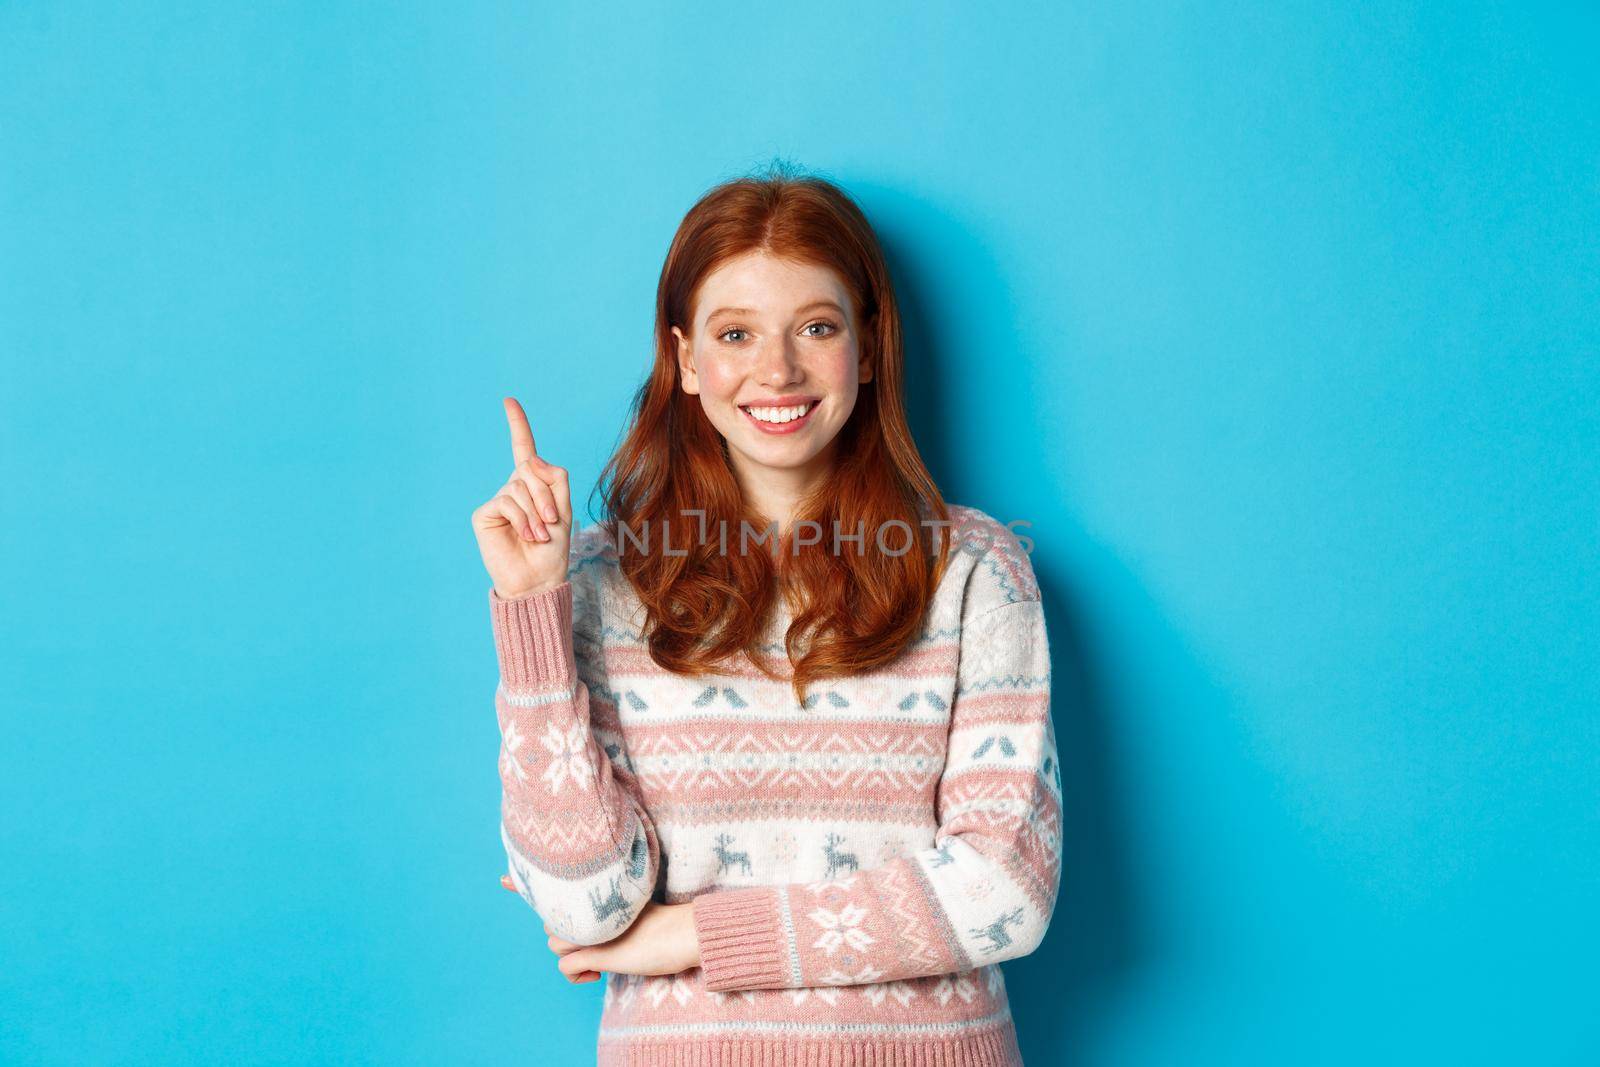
[488,581,577,689]
[692,886,791,992]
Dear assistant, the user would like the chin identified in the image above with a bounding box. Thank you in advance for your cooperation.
[749,445,822,466]
[737,434,828,464]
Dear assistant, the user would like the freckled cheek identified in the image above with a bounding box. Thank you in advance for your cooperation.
[827,349,862,389]
[696,359,744,404]
[821,363,860,399]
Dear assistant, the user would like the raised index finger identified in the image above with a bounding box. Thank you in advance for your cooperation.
[503,396,537,466]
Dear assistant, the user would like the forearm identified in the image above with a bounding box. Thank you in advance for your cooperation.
[492,581,661,944]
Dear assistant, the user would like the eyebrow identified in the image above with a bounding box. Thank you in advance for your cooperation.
[704,300,845,322]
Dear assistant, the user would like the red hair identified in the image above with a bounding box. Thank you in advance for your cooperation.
[590,163,955,705]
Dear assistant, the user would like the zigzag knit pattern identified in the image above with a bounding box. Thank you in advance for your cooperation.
[489,504,1059,1066]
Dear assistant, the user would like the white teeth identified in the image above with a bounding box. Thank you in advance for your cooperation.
[744,402,813,424]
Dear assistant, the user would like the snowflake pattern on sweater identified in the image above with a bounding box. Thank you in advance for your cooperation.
[489,504,1057,1066]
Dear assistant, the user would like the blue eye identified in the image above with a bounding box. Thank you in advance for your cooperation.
[718,320,837,343]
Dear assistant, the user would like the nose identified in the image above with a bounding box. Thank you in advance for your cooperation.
[755,336,803,387]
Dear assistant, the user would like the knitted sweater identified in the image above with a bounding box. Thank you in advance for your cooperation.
[489,504,1059,1066]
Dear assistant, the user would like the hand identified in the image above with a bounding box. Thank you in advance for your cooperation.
[471,396,573,600]
[500,875,701,984]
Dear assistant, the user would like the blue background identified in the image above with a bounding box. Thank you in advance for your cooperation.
[3,2,1596,1064]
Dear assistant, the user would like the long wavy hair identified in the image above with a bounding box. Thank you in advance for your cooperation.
[589,162,954,705]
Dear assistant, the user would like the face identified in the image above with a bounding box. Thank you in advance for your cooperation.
[673,251,873,496]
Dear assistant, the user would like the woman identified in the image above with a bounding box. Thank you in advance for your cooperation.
[471,166,1060,1066]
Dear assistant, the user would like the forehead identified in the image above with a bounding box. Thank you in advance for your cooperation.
[693,251,851,323]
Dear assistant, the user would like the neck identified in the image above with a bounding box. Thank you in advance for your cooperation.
[731,442,838,536]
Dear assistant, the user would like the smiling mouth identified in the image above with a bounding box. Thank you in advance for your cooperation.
[739,400,818,426]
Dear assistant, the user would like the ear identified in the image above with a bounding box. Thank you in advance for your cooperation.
[672,325,699,395]
[857,347,874,385]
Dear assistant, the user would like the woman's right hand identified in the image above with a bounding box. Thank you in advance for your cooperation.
[471,396,573,599]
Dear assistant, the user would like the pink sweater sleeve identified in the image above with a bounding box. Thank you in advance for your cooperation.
[490,578,661,946]
[690,597,1061,991]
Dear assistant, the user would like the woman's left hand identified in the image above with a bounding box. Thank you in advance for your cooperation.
[501,875,702,983]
